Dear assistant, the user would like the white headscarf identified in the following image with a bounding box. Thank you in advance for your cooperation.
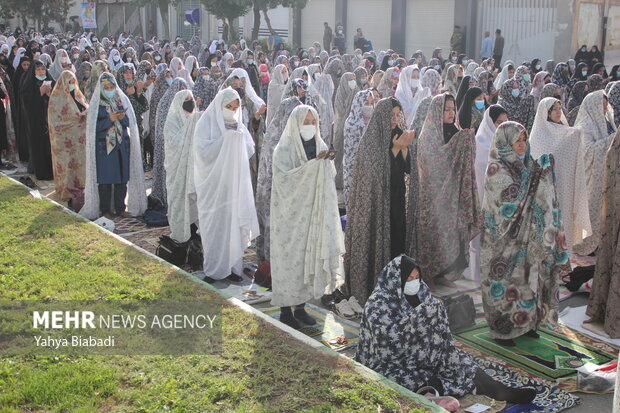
[79,73,147,220]
[270,104,345,306]
[220,67,265,109]
[49,49,75,81]
[572,90,617,254]
[12,47,25,69]
[529,97,591,252]
[266,64,288,126]
[169,56,184,78]
[193,88,259,279]
[493,63,512,89]
[107,49,123,71]
[164,89,200,243]
[394,65,422,126]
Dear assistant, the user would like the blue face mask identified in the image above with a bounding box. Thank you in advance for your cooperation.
[103,89,116,99]
[474,100,485,110]
[166,78,173,86]
[582,70,588,77]
[462,59,468,66]
[511,89,520,98]
[517,153,525,160]
[387,60,394,66]
[434,65,440,70]
[522,74,531,82]
[35,74,46,81]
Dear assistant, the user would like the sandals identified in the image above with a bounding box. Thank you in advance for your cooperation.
[19,176,37,189]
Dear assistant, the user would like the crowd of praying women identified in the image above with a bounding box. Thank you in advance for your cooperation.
[1,28,619,405]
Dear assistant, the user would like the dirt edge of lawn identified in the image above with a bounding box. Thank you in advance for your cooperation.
[0,175,445,412]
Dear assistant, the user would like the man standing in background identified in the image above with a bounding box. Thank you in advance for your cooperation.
[480,31,493,60]
[493,29,504,69]
[323,22,333,54]
[451,25,465,55]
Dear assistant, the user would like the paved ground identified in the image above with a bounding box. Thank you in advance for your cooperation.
[560,294,614,411]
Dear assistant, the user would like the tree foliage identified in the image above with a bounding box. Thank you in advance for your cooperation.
[0,0,75,31]
[133,0,179,40]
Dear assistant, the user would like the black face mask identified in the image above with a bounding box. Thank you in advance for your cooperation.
[234,87,246,99]
[145,68,151,75]
[182,99,195,113]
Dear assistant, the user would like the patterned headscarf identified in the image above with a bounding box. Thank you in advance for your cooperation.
[99,73,124,153]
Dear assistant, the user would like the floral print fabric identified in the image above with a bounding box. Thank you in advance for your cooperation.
[480,121,569,340]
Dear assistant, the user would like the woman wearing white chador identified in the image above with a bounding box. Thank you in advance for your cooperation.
[193,88,259,281]
[529,97,591,253]
[270,105,345,317]
[164,89,201,243]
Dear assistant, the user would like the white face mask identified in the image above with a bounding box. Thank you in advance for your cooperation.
[72,53,79,59]
[361,105,374,117]
[410,78,420,88]
[348,79,356,90]
[127,57,132,62]
[299,124,316,141]
[100,54,106,60]
[113,55,120,62]
[222,107,237,122]
[403,278,421,296]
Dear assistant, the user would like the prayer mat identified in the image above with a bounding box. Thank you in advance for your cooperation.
[261,303,360,352]
[120,226,171,255]
[191,270,272,305]
[475,358,580,412]
[454,322,618,382]
[113,215,147,234]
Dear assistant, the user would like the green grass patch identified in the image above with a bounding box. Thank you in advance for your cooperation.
[0,178,431,412]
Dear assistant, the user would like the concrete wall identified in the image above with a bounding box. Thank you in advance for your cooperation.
[406,0,455,58]
[346,0,391,52]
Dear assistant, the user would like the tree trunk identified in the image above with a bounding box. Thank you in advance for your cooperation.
[251,4,261,41]
[262,8,277,36]
[227,18,238,42]
[157,0,170,40]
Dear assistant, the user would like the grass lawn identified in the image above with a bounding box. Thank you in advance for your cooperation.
[0,177,432,413]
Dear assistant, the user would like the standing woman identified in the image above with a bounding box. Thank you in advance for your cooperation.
[498,66,536,132]
[345,98,417,304]
[266,64,288,126]
[256,78,313,263]
[47,70,88,202]
[480,121,569,346]
[80,73,147,220]
[75,61,92,92]
[457,86,485,131]
[83,60,109,101]
[529,97,591,253]
[566,81,588,126]
[410,68,442,132]
[151,78,188,206]
[585,128,620,338]
[333,71,359,188]
[193,88,259,283]
[270,105,345,329]
[11,56,31,162]
[191,67,218,111]
[20,59,54,180]
[468,105,508,281]
[530,71,550,107]
[343,89,375,207]
[395,65,422,127]
[415,94,481,289]
[164,90,201,243]
[573,90,617,255]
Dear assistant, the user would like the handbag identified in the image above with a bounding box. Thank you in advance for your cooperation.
[155,235,187,267]
[186,238,203,271]
[442,294,476,332]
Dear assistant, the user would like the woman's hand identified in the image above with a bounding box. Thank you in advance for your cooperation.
[391,130,415,157]
[110,110,125,122]
[40,84,51,96]
[255,104,267,120]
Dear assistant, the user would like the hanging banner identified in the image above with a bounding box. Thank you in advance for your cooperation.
[81,2,97,29]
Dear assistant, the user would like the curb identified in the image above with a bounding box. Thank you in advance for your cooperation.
[3,174,447,413]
